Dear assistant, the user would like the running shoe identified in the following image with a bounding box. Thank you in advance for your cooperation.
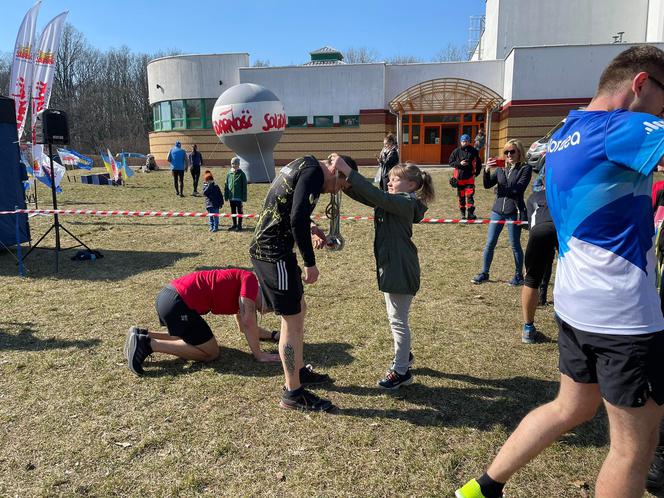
[127,332,152,375]
[472,272,489,284]
[300,364,332,385]
[456,479,499,498]
[280,388,335,412]
[377,369,413,390]
[124,326,148,359]
[522,323,537,344]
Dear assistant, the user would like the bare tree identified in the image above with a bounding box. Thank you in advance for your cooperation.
[433,43,466,62]
[343,47,379,63]
[386,55,422,64]
[0,52,11,96]
[252,59,270,67]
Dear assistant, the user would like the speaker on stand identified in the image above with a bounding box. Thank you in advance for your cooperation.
[22,109,94,272]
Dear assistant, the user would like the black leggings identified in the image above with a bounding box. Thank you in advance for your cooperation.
[190,167,200,193]
[230,200,243,227]
[524,222,557,289]
[172,170,184,194]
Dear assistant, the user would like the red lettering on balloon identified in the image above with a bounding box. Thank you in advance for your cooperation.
[262,112,286,132]
[213,107,254,136]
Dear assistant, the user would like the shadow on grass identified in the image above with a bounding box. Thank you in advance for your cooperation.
[142,341,354,378]
[333,369,608,447]
[0,321,101,351]
[0,248,200,280]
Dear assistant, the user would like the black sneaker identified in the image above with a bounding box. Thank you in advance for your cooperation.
[127,333,153,375]
[280,387,335,412]
[227,225,237,231]
[377,369,413,390]
[647,445,664,494]
[300,364,332,385]
[124,326,148,359]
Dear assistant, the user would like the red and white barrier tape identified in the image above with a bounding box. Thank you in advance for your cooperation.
[0,208,528,225]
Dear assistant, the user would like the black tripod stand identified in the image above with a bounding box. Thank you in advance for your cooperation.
[22,142,93,272]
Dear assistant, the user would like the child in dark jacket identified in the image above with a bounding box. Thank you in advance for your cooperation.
[202,170,224,232]
[332,155,435,390]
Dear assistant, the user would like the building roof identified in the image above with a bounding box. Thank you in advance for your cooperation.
[309,46,342,55]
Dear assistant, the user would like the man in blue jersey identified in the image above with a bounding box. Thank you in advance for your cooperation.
[457,45,664,498]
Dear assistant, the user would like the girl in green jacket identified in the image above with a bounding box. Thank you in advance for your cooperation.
[332,156,435,390]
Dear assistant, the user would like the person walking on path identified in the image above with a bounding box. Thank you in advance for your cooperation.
[189,144,203,195]
[224,157,248,231]
[167,141,189,197]
[456,44,664,498]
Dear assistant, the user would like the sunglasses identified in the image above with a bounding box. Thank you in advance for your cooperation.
[503,149,517,156]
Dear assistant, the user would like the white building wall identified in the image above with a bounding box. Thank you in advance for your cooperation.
[239,64,386,116]
[478,0,651,61]
[385,60,504,103]
[505,43,664,102]
[647,0,664,42]
[147,53,248,104]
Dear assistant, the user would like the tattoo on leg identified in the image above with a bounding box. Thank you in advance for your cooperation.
[283,343,295,374]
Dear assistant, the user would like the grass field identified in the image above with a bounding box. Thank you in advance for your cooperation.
[0,166,643,497]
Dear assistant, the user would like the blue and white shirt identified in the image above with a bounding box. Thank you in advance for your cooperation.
[546,109,664,335]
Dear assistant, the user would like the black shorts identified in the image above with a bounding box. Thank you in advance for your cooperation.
[251,253,303,316]
[557,315,664,407]
[524,222,557,289]
[155,285,213,346]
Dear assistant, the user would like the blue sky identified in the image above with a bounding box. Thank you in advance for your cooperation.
[2,0,486,65]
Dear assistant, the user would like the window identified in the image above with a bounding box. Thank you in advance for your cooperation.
[204,99,216,128]
[160,101,171,131]
[314,115,333,127]
[424,126,440,144]
[402,125,409,144]
[475,113,485,122]
[186,100,202,129]
[287,116,307,127]
[463,113,474,122]
[152,104,161,131]
[411,125,420,144]
[171,100,186,129]
[339,115,359,127]
[411,114,421,123]
[440,115,460,123]
[423,114,444,123]
[402,115,410,123]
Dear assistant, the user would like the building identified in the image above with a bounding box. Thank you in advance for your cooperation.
[147,0,664,166]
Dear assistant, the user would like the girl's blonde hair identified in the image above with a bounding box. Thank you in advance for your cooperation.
[503,139,526,164]
[389,163,435,205]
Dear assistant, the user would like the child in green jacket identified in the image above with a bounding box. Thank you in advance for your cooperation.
[224,157,248,231]
[332,156,435,390]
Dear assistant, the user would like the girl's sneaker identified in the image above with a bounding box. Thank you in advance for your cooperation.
[378,369,413,390]
[508,274,524,286]
[472,272,489,284]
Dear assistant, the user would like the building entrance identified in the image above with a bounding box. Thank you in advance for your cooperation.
[400,113,485,164]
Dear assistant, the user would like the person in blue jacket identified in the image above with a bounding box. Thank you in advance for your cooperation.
[167,141,189,197]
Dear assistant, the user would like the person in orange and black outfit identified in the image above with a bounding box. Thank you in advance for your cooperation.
[449,134,482,220]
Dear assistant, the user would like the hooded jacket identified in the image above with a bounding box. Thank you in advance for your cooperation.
[344,169,428,295]
[449,145,482,182]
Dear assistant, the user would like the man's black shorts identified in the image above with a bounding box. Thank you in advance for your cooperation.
[251,253,303,316]
[557,315,664,407]
[155,285,213,346]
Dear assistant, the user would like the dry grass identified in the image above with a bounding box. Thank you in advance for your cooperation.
[0,166,633,497]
